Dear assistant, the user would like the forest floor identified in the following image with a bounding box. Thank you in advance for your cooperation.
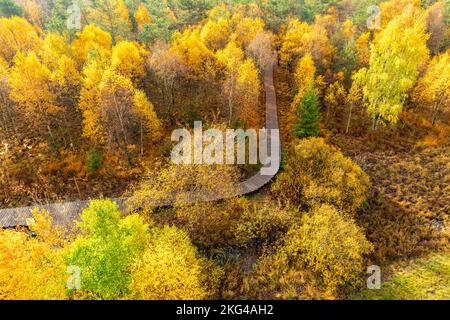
[334,134,449,262]
[274,65,449,267]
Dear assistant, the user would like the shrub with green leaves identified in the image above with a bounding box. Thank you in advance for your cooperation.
[65,199,149,299]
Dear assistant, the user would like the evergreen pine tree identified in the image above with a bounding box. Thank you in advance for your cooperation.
[292,87,321,138]
[0,0,23,17]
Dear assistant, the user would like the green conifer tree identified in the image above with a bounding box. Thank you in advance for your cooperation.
[292,87,320,138]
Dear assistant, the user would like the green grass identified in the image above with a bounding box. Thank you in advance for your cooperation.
[354,253,450,300]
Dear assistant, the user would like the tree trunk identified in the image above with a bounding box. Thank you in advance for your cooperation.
[345,103,353,134]
[0,111,10,142]
[140,119,144,157]
[113,107,133,165]
[47,123,56,146]
[6,105,18,137]
[372,114,379,130]
[431,98,443,126]
[228,81,234,125]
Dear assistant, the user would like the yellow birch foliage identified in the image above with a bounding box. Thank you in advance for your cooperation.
[215,38,245,72]
[72,24,112,65]
[235,59,261,127]
[355,8,429,125]
[79,59,105,143]
[81,67,161,152]
[91,68,137,146]
[282,204,373,297]
[133,89,163,141]
[52,55,82,93]
[355,32,371,67]
[324,80,347,125]
[130,225,222,300]
[380,0,421,27]
[233,15,265,48]
[413,51,450,124]
[0,209,67,300]
[172,27,214,78]
[280,19,335,68]
[8,52,59,123]
[293,53,316,100]
[117,0,131,25]
[39,33,71,71]
[341,20,356,41]
[0,16,41,61]
[128,162,241,248]
[79,54,109,144]
[111,41,146,80]
[200,17,231,52]
[134,3,151,31]
[272,137,371,214]
[286,53,316,136]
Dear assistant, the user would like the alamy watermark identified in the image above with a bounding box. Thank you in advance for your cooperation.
[367,5,381,30]
[66,265,81,290]
[170,121,280,176]
[367,265,381,290]
[67,1,81,30]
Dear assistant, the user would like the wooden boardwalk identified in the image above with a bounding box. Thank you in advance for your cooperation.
[0,59,280,228]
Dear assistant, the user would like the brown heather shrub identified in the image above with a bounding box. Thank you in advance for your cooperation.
[357,193,449,262]
[243,204,373,299]
[272,137,371,214]
[232,198,298,248]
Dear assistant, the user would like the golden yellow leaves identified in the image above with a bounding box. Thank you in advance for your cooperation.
[72,24,112,64]
[133,89,163,141]
[201,18,231,52]
[293,53,316,99]
[80,65,162,160]
[413,51,450,125]
[0,16,41,62]
[0,209,67,300]
[355,8,429,126]
[272,137,371,214]
[235,59,261,127]
[379,0,421,28]
[216,39,245,72]
[282,204,373,297]
[134,3,152,31]
[355,32,371,67]
[130,226,221,300]
[233,16,265,48]
[111,41,146,80]
[39,33,71,71]
[172,27,214,78]
[75,35,158,158]
[279,19,335,69]
[9,52,59,118]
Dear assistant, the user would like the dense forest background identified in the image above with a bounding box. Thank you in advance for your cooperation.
[0,0,448,300]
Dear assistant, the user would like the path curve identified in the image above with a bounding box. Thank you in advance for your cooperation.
[0,58,280,228]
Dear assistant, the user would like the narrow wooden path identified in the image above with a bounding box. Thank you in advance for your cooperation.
[0,59,280,228]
